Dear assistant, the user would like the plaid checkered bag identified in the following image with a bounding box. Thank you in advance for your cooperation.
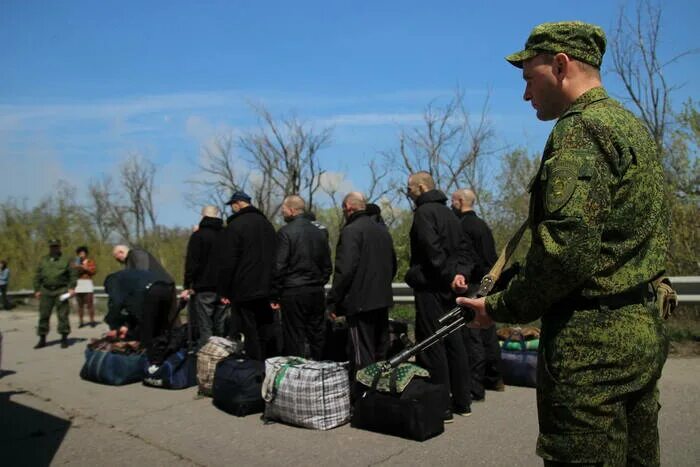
[196,336,237,396]
[262,357,351,430]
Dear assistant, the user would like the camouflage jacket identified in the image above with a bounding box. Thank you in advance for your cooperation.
[486,87,669,323]
[33,254,78,293]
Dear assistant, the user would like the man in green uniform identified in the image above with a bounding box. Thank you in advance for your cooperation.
[33,239,77,349]
[458,22,669,466]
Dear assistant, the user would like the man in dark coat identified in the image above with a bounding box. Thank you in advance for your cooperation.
[406,171,477,421]
[217,191,278,360]
[271,195,332,360]
[451,188,504,401]
[104,268,174,348]
[327,192,396,373]
[181,205,225,348]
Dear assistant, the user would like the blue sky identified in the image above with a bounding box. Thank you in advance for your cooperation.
[1,0,698,226]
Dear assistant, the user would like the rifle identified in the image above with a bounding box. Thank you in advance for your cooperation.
[384,219,529,370]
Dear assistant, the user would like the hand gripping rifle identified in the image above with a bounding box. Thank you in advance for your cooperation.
[384,220,529,370]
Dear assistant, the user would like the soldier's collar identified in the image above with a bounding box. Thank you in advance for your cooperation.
[559,87,608,119]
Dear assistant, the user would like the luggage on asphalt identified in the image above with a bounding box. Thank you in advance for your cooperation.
[212,351,265,416]
[197,336,239,396]
[80,346,146,386]
[500,338,538,388]
[262,356,351,430]
[143,347,197,389]
[352,362,447,441]
[498,327,539,388]
[143,298,197,390]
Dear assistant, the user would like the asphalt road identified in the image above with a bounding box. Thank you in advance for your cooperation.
[1,308,698,466]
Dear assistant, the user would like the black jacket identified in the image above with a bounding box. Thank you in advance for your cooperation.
[405,190,477,292]
[104,269,163,330]
[125,247,174,284]
[456,211,498,282]
[183,216,223,292]
[327,211,396,316]
[272,214,332,298]
[217,206,277,303]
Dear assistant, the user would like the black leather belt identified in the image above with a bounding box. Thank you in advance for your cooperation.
[558,284,654,311]
[43,284,66,291]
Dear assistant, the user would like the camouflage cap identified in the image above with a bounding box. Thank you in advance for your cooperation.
[48,238,61,246]
[506,21,606,69]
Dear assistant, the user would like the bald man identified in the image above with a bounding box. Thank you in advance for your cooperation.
[181,205,226,348]
[327,192,396,372]
[270,195,332,359]
[451,189,503,400]
[406,172,477,420]
[112,244,173,284]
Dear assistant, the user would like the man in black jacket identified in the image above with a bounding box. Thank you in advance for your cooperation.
[327,192,396,372]
[270,195,332,360]
[181,205,225,349]
[217,191,278,360]
[452,188,504,401]
[406,172,477,421]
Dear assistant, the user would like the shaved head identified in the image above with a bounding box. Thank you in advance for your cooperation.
[283,195,306,212]
[112,244,130,263]
[343,191,367,210]
[451,188,477,213]
[409,171,435,190]
[201,205,220,218]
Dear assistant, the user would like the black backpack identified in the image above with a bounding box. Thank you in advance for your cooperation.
[212,352,265,417]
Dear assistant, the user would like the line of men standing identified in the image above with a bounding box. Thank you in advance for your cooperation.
[180,181,501,423]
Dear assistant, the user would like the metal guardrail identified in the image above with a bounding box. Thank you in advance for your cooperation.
[7,276,700,304]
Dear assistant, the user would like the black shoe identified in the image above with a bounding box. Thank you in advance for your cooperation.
[60,334,69,348]
[443,410,454,424]
[34,335,47,349]
[90,322,97,328]
[453,404,472,417]
[79,322,86,328]
[471,393,485,402]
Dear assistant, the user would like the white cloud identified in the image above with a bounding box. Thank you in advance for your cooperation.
[315,112,424,127]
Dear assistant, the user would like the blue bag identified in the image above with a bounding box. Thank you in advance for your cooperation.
[80,348,146,385]
[500,338,538,388]
[143,348,197,389]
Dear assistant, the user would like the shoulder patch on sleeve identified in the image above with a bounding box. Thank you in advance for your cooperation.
[545,159,578,213]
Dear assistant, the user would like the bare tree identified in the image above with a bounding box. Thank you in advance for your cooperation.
[610,0,698,150]
[240,104,333,218]
[187,133,250,215]
[385,89,498,210]
[120,154,157,243]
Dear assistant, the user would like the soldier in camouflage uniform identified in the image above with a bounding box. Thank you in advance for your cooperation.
[33,239,78,349]
[458,22,669,466]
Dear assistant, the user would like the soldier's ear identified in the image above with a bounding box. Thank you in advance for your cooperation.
[552,53,570,81]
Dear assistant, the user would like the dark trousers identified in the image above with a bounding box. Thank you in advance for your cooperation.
[346,308,389,373]
[229,299,281,361]
[0,284,13,310]
[414,290,471,409]
[192,291,228,349]
[139,283,175,349]
[280,290,326,360]
[464,326,505,398]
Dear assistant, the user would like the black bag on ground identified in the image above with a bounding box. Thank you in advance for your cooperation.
[351,363,447,441]
[212,352,265,416]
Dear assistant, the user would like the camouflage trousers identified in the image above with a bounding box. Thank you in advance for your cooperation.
[37,292,71,336]
[536,301,668,466]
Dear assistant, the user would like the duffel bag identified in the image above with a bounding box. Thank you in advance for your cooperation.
[500,338,538,388]
[80,347,146,386]
[143,348,197,389]
[262,357,350,430]
[197,336,237,396]
[352,362,447,441]
[212,353,265,416]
